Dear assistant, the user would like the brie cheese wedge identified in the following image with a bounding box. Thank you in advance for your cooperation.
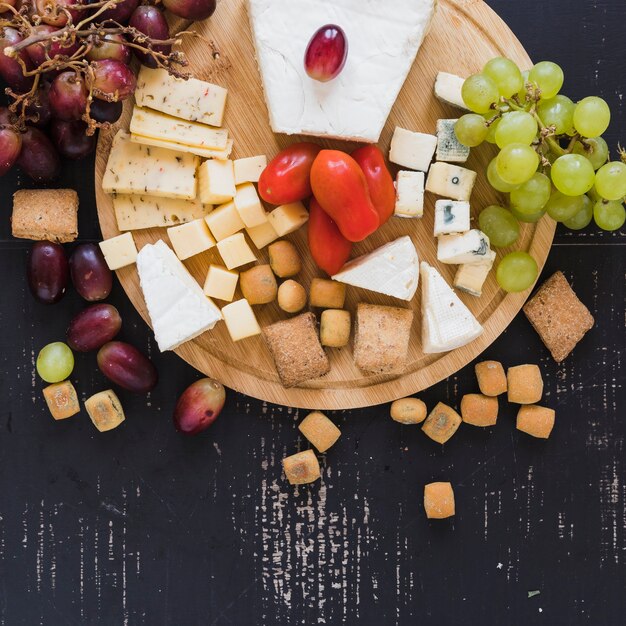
[136,240,222,352]
[420,262,483,353]
[247,0,436,142]
[332,236,419,301]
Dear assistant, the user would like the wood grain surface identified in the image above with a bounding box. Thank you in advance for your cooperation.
[95,0,555,409]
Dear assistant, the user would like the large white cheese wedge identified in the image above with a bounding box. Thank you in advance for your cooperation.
[420,262,483,353]
[136,240,222,352]
[332,236,419,301]
[246,0,436,142]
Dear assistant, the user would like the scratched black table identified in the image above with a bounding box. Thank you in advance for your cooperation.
[1,2,625,624]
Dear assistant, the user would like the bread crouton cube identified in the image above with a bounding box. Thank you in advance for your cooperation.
[239,264,277,305]
[283,449,321,485]
[422,402,462,444]
[309,278,346,309]
[460,394,498,427]
[475,360,507,396]
[517,405,555,439]
[298,411,341,452]
[507,364,543,404]
[320,309,351,348]
[85,390,125,432]
[268,240,301,278]
[390,397,427,424]
[12,189,78,243]
[42,381,80,420]
[424,482,455,519]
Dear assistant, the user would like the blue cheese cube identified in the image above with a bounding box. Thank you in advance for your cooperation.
[437,229,491,265]
[426,162,477,201]
[434,200,471,235]
[395,171,425,218]
[389,127,437,172]
[436,119,470,163]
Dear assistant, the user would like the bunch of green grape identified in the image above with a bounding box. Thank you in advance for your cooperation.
[455,58,626,293]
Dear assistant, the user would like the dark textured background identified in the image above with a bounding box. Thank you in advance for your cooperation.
[1,1,625,624]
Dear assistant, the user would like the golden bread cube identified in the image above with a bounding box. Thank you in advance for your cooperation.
[42,381,80,420]
[298,411,341,452]
[277,280,307,313]
[475,360,507,396]
[390,397,427,424]
[309,278,346,309]
[239,264,277,305]
[268,240,302,278]
[460,394,498,427]
[282,449,321,485]
[421,402,462,444]
[320,309,351,348]
[424,482,455,519]
[85,390,125,432]
[517,405,555,439]
[507,364,543,404]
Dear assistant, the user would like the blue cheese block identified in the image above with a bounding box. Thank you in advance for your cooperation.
[434,200,471,235]
[436,119,470,163]
[437,229,491,265]
[425,162,477,202]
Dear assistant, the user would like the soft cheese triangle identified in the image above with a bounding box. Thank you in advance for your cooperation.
[332,236,419,301]
[136,240,222,352]
[247,0,436,142]
[420,262,483,353]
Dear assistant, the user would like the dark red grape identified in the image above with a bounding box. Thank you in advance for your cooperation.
[16,126,60,182]
[87,34,131,64]
[27,241,69,304]
[49,71,88,120]
[91,59,136,100]
[162,0,216,21]
[26,82,52,127]
[173,378,225,435]
[70,243,113,301]
[97,341,158,394]
[50,119,96,159]
[0,0,17,14]
[35,0,82,27]
[0,125,21,174]
[0,107,11,126]
[304,24,348,82]
[98,0,139,25]
[129,6,170,68]
[0,27,35,93]
[67,303,122,351]
[26,25,80,66]
[89,98,122,124]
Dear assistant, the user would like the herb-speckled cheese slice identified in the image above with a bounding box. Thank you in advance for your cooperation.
[130,134,233,160]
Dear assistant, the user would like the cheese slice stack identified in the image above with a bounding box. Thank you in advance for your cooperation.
[420,262,483,353]
[247,0,436,142]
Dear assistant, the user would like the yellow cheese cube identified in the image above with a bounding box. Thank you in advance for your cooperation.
[43,381,80,420]
[221,298,261,341]
[233,183,267,228]
[98,232,138,270]
[246,220,278,249]
[167,218,216,260]
[298,411,341,452]
[203,265,239,302]
[268,202,309,236]
[216,232,256,270]
[204,201,245,241]
[198,159,236,205]
[85,390,125,432]
[234,155,267,184]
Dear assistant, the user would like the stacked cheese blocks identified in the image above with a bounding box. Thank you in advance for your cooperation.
[101,67,310,352]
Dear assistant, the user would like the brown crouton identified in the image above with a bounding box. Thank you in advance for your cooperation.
[12,189,78,242]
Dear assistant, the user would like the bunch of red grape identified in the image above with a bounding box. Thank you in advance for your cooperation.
[0,0,217,182]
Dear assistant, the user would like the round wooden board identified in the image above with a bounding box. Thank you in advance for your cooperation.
[95,0,555,410]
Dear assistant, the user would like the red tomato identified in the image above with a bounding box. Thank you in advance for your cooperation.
[308,197,353,276]
[258,142,321,204]
[351,145,395,225]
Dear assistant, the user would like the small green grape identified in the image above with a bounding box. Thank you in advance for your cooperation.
[484,116,501,144]
[572,137,609,171]
[495,111,538,148]
[528,61,564,100]
[36,342,74,383]
[573,96,611,138]
[545,191,585,222]
[487,158,519,193]
[455,114,489,147]
[594,161,626,201]
[593,200,626,231]
[510,173,552,214]
[516,69,530,102]
[483,57,523,98]
[496,143,540,186]
[478,205,520,248]
[551,154,595,196]
[496,252,539,293]
[563,195,594,230]
[537,95,575,135]
[462,73,499,114]
[510,205,547,223]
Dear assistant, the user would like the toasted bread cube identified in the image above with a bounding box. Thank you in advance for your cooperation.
[298,411,341,452]
[12,189,78,243]
[203,264,239,302]
[268,240,301,278]
[517,405,555,439]
[424,482,455,519]
[233,183,267,228]
[222,299,261,341]
[320,309,350,348]
[507,364,543,404]
[310,278,345,309]
[167,218,216,260]
[239,264,277,305]
[475,360,507,396]
[422,402,462,444]
[390,397,427,424]
[277,280,307,313]
[85,390,125,432]
[42,381,80,420]
[460,393,498,427]
[282,449,321,485]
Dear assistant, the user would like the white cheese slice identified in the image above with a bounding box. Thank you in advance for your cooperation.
[420,261,483,353]
[332,236,419,301]
[437,229,491,265]
[136,240,222,352]
[433,199,471,236]
[395,171,425,218]
[247,0,436,142]
[389,127,437,171]
[434,72,468,110]
[454,250,496,297]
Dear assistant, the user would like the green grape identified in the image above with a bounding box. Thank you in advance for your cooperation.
[573,96,611,138]
[594,161,626,201]
[36,342,74,383]
[516,69,530,102]
[496,143,539,186]
[462,73,499,114]
[487,157,518,192]
[528,61,564,100]
[455,114,489,147]
[593,200,626,231]
[478,205,520,248]
[537,95,575,135]
[484,116,500,144]
[563,195,594,230]
[483,57,523,98]
[496,251,539,293]
[510,172,552,214]
[545,191,585,222]
[510,204,546,223]
[550,154,595,196]
[495,111,538,148]
[572,137,609,171]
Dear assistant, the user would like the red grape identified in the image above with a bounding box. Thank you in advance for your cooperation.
[91,59,136,100]
[27,241,69,304]
[16,126,60,182]
[304,24,348,82]
[35,0,82,27]
[97,341,158,394]
[162,0,216,21]
[87,34,131,64]
[26,25,80,66]
[129,6,170,68]
[26,81,52,127]
[0,0,17,14]
[70,243,113,301]
[89,98,122,124]
[98,0,139,25]
[0,27,35,93]
[67,303,122,351]
[0,125,21,174]
[173,378,225,435]
[50,119,96,159]
[49,71,88,120]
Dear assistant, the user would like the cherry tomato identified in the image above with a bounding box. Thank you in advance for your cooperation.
[351,145,395,225]
[308,197,353,275]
